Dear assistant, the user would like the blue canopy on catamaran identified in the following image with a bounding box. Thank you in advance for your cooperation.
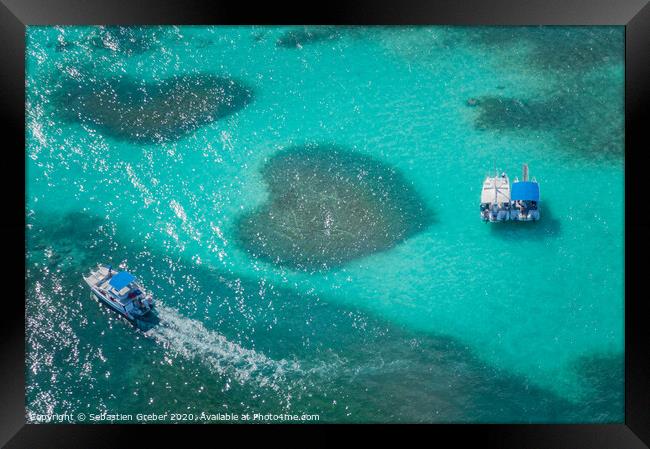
[511,181,540,201]
[109,271,135,290]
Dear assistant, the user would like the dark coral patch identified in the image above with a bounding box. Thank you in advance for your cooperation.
[472,96,567,131]
[570,352,623,421]
[276,27,340,48]
[54,73,252,144]
[236,145,432,271]
[459,26,623,73]
[471,92,623,159]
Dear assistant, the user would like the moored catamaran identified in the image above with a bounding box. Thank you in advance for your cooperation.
[480,164,540,222]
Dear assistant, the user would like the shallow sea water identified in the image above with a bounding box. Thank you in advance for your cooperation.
[26,25,624,423]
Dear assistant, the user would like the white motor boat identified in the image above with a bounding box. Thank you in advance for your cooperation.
[83,265,154,321]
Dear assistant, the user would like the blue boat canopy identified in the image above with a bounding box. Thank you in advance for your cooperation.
[511,181,540,201]
[109,271,135,290]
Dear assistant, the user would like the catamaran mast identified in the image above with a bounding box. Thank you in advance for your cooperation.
[494,166,498,205]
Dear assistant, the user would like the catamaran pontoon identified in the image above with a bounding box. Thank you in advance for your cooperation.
[83,265,154,321]
[480,164,540,222]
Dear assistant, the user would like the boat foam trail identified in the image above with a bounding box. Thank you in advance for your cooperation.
[143,304,301,391]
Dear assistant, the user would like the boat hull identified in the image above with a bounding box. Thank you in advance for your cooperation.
[90,288,136,321]
[482,209,540,222]
[481,210,511,222]
[90,287,154,322]
[517,210,540,221]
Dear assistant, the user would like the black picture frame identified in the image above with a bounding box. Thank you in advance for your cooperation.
[2,0,648,446]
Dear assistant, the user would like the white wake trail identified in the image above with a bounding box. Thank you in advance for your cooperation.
[144,304,301,391]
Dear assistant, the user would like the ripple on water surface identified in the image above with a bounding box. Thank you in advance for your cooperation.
[87,26,167,54]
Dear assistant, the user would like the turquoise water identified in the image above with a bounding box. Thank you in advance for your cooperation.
[26,26,624,423]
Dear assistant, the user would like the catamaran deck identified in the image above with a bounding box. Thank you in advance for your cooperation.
[481,176,510,204]
[84,266,111,288]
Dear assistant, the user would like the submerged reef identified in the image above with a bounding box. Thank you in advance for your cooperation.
[276,27,340,48]
[54,73,252,144]
[470,91,623,159]
[380,27,623,160]
[397,26,623,74]
[464,26,623,73]
[27,211,108,271]
[236,145,432,271]
[463,28,624,159]
[570,352,624,420]
[472,96,566,131]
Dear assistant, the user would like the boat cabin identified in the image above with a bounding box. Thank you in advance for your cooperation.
[511,180,540,221]
[104,271,143,304]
